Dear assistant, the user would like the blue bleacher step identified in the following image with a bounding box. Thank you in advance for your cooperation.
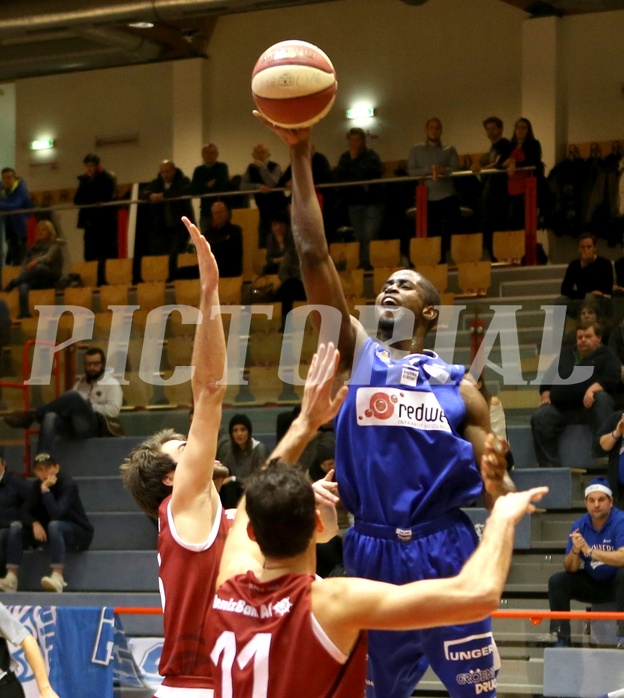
[511,467,586,510]
[89,512,157,550]
[74,476,139,512]
[463,507,531,549]
[505,553,562,593]
[15,550,158,592]
[53,437,145,476]
[543,647,624,697]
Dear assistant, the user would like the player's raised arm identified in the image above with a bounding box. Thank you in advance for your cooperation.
[254,113,363,372]
[170,217,226,533]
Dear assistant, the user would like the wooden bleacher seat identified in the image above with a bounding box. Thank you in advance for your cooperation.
[329,241,360,271]
[70,260,98,287]
[165,335,194,369]
[177,252,198,272]
[141,255,169,282]
[0,291,19,320]
[415,263,449,293]
[163,381,193,407]
[249,302,282,333]
[244,366,302,405]
[123,373,154,408]
[105,258,133,286]
[64,285,94,310]
[372,267,401,295]
[231,208,260,281]
[99,283,129,309]
[28,288,56,317]
[338,268,365,298]
[174,279,200,307]
[136,281,166,310]
[493,230,525,264]
[248,331,284,366]
[219,276,243,305]
[457,261,491,296]
[92,312,113,340]
[410,237,442,266]
[251,248,267,276]
[1,266,20,290]
[370,239,401,269]
[346,297,368,315]
[450,233,483,264]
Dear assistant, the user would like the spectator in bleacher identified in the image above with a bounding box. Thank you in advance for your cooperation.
[472,117,512,260]
[531,322,621,468]
[547,477,624,648]
[216,413,268,509]
[264,210,306,321]
[334,127,384,271]
[0,448,30,590]
[503,117,545,230]
[599,411,624,509]
[559,233,613,316]
[0,452,93,593]
[0,167,32,267]
[0,601,60,697]
[3,347,123,454]
[408,117,461,264]
[4,220,64,319]
[204,201,242,278]
[73,154,118,277]
[279,146,336,239]
[144,160,195,281]
[191,143,231,235]
[240,144,287,248]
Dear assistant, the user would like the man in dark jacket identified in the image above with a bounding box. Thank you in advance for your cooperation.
[334,128,385,270]
[240,144,287,248]
[0,452,93,593]
[0,168,32,266]
[145,160,195,280]
[560,233,613,315]
[0,449,30,591]
[73,153,118,272]
[531,322,622,467]
[191,143,231,234]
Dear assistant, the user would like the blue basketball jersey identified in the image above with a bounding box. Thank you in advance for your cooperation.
[335,337,483,527]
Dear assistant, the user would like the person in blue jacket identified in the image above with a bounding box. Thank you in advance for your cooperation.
[0,168,32,267]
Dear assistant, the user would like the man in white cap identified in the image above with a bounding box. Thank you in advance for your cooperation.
[548,477,624,647]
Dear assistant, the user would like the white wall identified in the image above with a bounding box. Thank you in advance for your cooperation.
[15,62,174,190]
[204,0,525,173]
[561,9,624,144]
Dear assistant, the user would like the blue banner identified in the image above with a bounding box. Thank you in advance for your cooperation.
[7,606,116,698]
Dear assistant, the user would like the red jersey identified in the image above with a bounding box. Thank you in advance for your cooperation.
[157,495,229,691]
[207,571,367,698]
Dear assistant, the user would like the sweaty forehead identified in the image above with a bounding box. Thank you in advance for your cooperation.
[387,269,420,285]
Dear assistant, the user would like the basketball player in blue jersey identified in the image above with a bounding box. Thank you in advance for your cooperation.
[254,111,515,698]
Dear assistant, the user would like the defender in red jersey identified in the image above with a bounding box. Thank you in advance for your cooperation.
[206,344,548,698]
[121,217,227,698]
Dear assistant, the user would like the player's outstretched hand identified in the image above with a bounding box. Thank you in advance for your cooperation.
[299,343,348,433]
[253,110,312,148]
[480,433,516,499]
[491,486,549,524]
[312,469,340,509]
[181,216,218,296]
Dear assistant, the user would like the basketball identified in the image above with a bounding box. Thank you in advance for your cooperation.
[251,40,337,128]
